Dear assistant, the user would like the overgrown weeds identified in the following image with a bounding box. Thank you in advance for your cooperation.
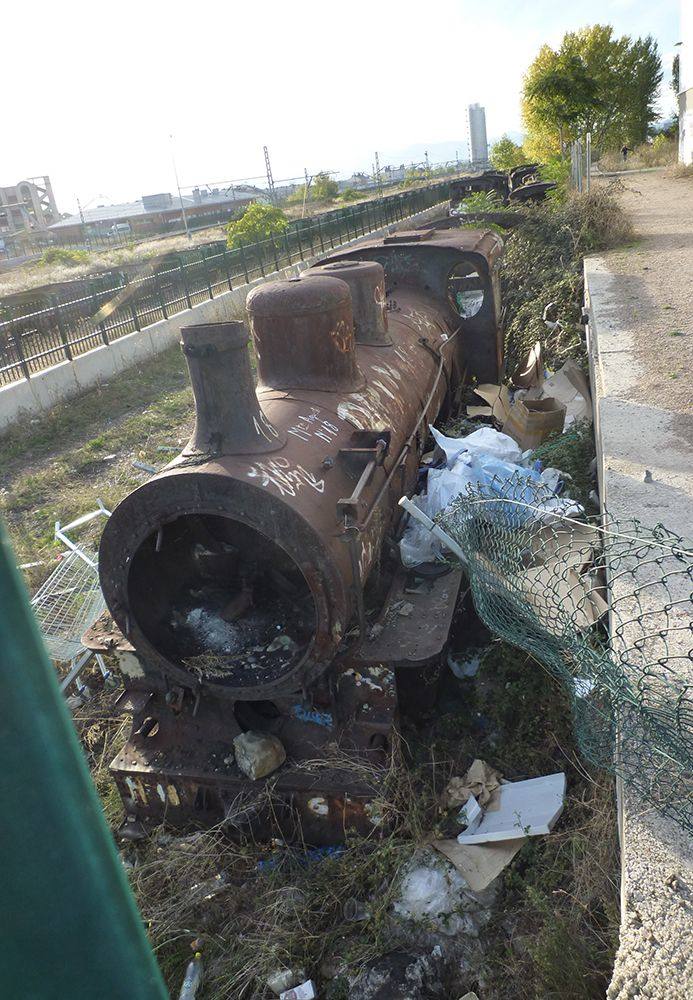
[532,420,596,508]
[501,183,633,375]
[119,637,619,1000]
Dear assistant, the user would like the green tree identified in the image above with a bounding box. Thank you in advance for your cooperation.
[312,172,338,200]
[226,202,288,249]
[523,25,662,159]
[400,166,425,188]
[490,136,528,172]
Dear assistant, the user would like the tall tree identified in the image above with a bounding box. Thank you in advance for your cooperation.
[522,25,662,159]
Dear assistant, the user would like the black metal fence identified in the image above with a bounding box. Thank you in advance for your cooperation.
[0,183,450,387]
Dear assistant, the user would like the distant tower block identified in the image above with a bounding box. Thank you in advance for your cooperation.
[466,104,489,170]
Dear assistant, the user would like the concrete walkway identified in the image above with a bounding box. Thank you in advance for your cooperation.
[585,170,693,999]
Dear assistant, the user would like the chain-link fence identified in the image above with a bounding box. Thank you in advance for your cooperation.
[436,473,693,832]
[0,182,450,387]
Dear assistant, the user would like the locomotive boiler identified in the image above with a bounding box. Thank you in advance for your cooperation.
[88,227,504,843]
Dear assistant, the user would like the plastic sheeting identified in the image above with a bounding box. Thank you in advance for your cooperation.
[400,426,582,567]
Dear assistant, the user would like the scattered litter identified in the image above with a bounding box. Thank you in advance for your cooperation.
[459,993,480,1000]
[503,397,566,450]
[393,855,473,936]
[447,649,482,679]
[398,601,414,617]
[233,730,286,780]
[429,836,526,892]
[267,969,307,996]
[401,420,587,568]
[291,704,333,728]
[279,980,316,1000]
[513,341,544,389]
[443,759,503,811]
[539,359,592,427]
[432,424,522,464]
[267,634,298,653]
[343,897,371,922]
[157,445,179,453]
[644,469,653,483]
[465,383,511,422]
[178,951,203,1000]
[131,459,158,474]
[456,772,566,844]
[345,951,447,1000]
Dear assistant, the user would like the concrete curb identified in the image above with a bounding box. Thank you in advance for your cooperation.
[0,203,447,432]
[584,256,693,1000]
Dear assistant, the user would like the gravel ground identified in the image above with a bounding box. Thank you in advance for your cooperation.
[598,170,693,413]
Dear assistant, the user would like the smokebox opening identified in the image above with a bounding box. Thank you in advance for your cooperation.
[128,514,316,688]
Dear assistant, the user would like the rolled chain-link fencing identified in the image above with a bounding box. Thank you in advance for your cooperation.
[435,473,693,832]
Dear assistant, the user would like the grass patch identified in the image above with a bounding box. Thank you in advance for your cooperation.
[0,344,193,583]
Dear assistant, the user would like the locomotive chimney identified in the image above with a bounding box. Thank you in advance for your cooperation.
[302,260,391,346]
[180,320,285,458]
[246,275,365,392]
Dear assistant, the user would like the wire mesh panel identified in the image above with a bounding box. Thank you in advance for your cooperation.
[30,550,105,663]
[436,473,693,832]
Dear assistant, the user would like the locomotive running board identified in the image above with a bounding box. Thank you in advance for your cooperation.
[355,566,464,667]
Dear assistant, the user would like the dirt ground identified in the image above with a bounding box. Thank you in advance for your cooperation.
[598,170,693,413]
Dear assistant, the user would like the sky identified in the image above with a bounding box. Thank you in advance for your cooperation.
[4,0,682,215]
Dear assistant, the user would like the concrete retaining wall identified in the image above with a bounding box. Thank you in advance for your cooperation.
[0,203,446,432]
[584,257,693,1000]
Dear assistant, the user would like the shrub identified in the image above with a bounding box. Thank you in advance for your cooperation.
[226,202,289,249]
[39,247,90,267]
[490,136,527,172]
[312,172,339,200]
[340,187,362,202]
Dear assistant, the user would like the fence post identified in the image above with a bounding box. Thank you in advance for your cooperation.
[179,257,192,308]
[10,319,31,381]
[239,240,250,284]
[200,248,214,299]
[270,230,280,272]
[51,295,72,362]
[296,225,304,262]
[154,272,169,320]
[282,230,292,267]
[317,217,325,253]
[124,275,140,332]
[222,247,233,291]
[90,284,110,345]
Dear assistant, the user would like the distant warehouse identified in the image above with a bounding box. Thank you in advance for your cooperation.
[49,185,268,244]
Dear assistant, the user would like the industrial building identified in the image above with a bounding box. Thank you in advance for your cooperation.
[466,104,489,169]
[49,185,267,245]
[0,176,59,258]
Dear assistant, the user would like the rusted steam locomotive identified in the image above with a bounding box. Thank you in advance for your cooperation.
[88,226,504,843]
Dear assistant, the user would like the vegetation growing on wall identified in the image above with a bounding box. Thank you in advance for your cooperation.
[500,183,634,375]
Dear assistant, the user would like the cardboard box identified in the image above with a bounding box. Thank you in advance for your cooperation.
[502,397,566,450]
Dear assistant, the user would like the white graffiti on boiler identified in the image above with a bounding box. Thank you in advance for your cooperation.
[247,457,325,497]
[288,406,340,444]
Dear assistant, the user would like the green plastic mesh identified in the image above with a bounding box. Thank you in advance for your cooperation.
[436,473,693,832]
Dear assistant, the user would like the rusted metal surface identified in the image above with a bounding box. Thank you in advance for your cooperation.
[247,275,365,393]
[92,227,506,840]
[449,171,509,205]
[449,167,556,209]
[302,260,391,347]
[508,180,557,203]
[180,320,285,458]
